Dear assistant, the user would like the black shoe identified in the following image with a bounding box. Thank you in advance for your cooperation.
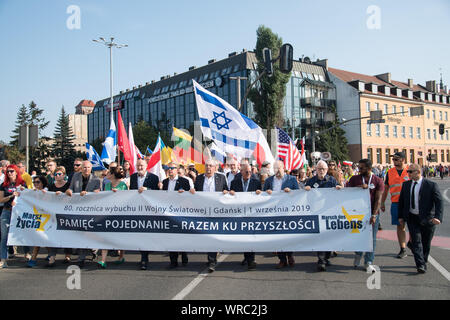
[248,261,256,271]
[407,241,413,251]
[417,266,426,274]
[182,260,188,267]
[397,249,407,259]
[378,224,383,230]
[241,258,247,266]
[208,263,216,273]
[317,263,326,272]
[78,260,85,269]
[140,261,148,270]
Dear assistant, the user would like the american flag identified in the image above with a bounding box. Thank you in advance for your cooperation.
[276,127,302,171]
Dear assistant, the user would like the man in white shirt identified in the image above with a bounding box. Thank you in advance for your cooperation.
[226,159,239,189]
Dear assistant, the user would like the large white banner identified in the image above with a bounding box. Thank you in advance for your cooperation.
[8,188,372,252]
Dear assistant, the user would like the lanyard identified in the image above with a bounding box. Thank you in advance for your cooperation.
[362,173,373,186]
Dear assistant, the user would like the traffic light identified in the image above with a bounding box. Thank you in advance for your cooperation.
[439,123,445,135]
[279,43,293,74]
[263,48,273,77]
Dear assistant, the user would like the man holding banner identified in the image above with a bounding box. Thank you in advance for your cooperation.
[193,159,228,273]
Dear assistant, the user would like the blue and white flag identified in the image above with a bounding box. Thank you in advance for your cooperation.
[209,142,226,164]
[193,80,275,165]
[86,143,107,171]
[146,147,153,155]
[100,114,117,164]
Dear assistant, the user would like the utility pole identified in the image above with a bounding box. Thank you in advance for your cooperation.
[229,76,248,111]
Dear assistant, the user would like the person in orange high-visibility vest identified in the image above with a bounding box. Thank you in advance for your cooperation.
[381,152,410,258]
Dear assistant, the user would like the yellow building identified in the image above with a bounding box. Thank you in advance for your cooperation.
[327,68,450,165]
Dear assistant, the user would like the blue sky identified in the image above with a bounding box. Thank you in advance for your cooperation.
[1,0,449,142]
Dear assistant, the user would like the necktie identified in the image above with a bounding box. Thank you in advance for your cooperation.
[411,182,417,209]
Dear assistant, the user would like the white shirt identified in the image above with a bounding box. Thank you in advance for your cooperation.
[137,172,147,189]
[273,176,283,192]
[227,172,238,189]
[167,175,178,192]
[409,177,423,215]
[203,175,216,192]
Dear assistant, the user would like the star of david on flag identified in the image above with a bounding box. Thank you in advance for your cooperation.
[193,80,275,167]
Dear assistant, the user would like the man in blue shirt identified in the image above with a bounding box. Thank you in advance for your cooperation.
[305,160,343,271]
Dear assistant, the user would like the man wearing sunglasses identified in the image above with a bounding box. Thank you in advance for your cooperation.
[398,164,443,274]
[381,152,410,259]
[68,158,83,185]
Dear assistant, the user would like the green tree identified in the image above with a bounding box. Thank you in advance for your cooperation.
[10,104,29,147]
[52,106,77,173]
[132,120,159,153]
[315,123,350,163]
[248,25,291,142]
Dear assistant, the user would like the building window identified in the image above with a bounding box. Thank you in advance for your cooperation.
[410,149,415,164]
[433,129,437,140]
[417,127,421,139]
[402,149,408,162]
[376,148,382,164]
[385,125,389,137]
[409,127,413,139]
[384,104,388,114]
[446,112,448,121]
[441,150,445,162]
[367,148,373,162]
[367,124,372,136]
[375,103,379,111]
[447,130,449,141]
[376,124,380,137]
[400,106,405,116]
[393,126,398,138]
[426,109,430,119]
[366,101,370,112]
[401,126,406,138]
[440,111,443,120]
[427,129,431,140]
[433,110,436,119]
[447,150,450,162]
[385,149,390,163]
[392,105,396,114]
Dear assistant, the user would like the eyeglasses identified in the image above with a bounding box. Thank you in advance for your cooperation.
[168,167,177,170]
[33,180,41,184]
[74,164,81,167]
[392,158,402,161]
[407,170,418,173]
[7,170,15,174]
[55,173,64,176]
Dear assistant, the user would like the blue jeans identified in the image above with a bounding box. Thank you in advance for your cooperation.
[355,214,380,265]
[1,209,12,260]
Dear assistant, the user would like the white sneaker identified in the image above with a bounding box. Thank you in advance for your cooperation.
[366,264,376,273]
[353,255,362,268]
[0,260,8,268]
[25,253,32,261]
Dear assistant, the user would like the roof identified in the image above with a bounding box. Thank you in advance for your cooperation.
[328,68,392,87]
[77,100,95,108]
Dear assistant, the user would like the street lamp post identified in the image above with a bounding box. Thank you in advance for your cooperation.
[93,37,127,162]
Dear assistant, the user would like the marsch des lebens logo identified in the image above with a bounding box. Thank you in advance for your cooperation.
[323,207,366,233]
[15,206,51,232]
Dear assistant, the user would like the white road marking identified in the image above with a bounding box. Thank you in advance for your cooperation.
[172,253,229,300]
[428,255,450,282]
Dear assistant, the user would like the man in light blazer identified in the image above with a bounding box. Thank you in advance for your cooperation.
[398,163,443,274]
[65,161,101,268]
[193,159,229,273]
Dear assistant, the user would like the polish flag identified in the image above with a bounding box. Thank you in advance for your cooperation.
[127,122,137,174]
[147,135,166,181]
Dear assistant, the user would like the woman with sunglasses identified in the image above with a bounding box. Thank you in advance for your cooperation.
[97,166,128,269]
[26,176,49,268]
[0,165,26,268]
[47,166,72,266]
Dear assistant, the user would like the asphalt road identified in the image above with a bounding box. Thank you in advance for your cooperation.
[0,178,449,300]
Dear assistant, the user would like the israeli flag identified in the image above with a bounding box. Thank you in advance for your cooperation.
[193,80,260,159]
[209,142,226,164]
[86,143,107,171]
[101,115,117,164]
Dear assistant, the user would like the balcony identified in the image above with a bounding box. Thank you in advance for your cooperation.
[300,98,336,109]
[301,118,329,127]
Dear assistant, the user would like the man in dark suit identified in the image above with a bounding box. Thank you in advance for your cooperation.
[65,161,101,268]
[193,159,229,272]
[129,159,160,270]
[230,163,262,271]
[162,162,194,268]
[398,163,443,274]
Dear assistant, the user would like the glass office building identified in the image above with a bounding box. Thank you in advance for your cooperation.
[88,50,336,145]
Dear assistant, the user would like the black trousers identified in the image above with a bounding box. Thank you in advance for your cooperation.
[244,252,255,263]
[140,251,150,262]
[169,252,188,264]
[317,251,331,264]
[407,213,436,268]
[207,252,217,265]
[277,252,293,263]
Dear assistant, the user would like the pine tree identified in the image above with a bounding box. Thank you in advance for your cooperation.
[10,104,29,147]
[52,106,77,172]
